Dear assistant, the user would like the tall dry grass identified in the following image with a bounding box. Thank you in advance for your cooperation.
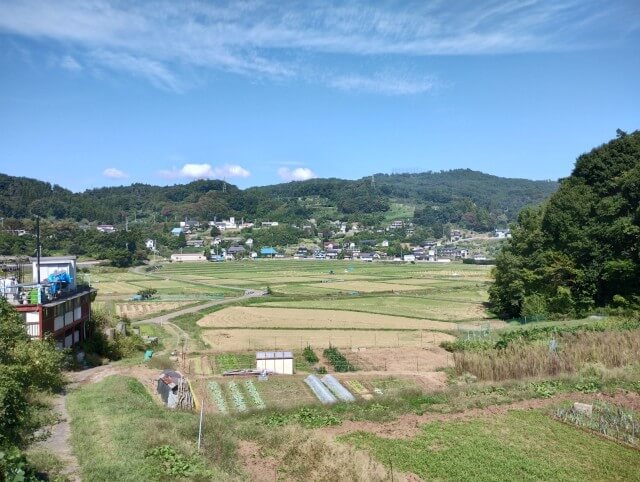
[253,426,389,481]
[454,329,640,381]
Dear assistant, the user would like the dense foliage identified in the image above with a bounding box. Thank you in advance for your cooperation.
[0,170,556,234]
[490,131,640,318]
[0,300,67,449]
[323,346,357,372]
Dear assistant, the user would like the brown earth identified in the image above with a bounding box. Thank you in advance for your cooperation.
[321,390,640,440]
[345,346,453,373]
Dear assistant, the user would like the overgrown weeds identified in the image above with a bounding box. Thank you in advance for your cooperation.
[453,329,640,381]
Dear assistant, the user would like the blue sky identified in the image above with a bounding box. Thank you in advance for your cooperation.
[0,0,639,192]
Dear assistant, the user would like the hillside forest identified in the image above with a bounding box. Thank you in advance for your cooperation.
[490,130,640,318]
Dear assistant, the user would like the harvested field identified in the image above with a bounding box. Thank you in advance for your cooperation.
[201,328,455,352]
[198,307,460,331]
[115,301,195,318]
[344,346,453,373]
[258,298,497,323]
[310,280,428,292]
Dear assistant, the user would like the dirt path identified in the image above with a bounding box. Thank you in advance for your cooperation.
[36,390,81,481]
[35,292,247,481]
[321,390,640,440]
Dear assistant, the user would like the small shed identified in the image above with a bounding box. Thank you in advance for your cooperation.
[157,369,183,408]
[256,351,294,375]
[156,370,194,410]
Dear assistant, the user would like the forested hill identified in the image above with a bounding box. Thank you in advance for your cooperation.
[0,169,557,234]
[490,130,640,318]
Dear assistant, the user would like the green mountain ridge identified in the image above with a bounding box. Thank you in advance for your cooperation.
[0,169,557,234]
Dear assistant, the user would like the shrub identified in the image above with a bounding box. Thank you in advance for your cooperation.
[302,345,319,363]
[323,346,357,372]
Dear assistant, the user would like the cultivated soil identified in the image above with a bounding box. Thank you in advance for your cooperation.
[344,345,453,373]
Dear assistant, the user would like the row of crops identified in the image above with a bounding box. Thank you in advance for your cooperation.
[304,374,356,404]
[207,379,266,413]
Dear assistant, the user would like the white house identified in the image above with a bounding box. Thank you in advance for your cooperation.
[96,224,116,233]
[145,239,156,251]
[403,254,416,262]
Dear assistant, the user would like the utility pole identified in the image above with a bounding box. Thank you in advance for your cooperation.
[197,400,205,451]
[36,217,41,285]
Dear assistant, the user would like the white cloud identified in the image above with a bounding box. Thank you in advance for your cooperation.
[214,164,251,178]
[60,54,82,71]
[159,163,250,180]
[328,72,436,95]
[0,0,634,93]
[103,167,128,179]
[91,50,183,92]
[278,167,317,182]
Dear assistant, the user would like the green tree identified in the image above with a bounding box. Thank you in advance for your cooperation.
[0,299,66,449]
[490,131,640,318]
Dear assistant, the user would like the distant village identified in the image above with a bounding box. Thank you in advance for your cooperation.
[92,216,510,263]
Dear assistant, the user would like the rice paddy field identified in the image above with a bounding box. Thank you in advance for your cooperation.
[88,268,241,301]
[201,328,456,352]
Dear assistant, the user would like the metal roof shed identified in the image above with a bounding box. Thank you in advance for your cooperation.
[256,351,294,375]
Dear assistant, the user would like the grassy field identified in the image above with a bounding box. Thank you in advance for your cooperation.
[343,409,640,481]
[67,376,238,481]
[89,268,239,302]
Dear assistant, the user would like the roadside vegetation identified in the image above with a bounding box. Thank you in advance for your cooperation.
[0,300,67,481]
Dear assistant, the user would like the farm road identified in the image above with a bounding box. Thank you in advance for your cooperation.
[132,290,264,352]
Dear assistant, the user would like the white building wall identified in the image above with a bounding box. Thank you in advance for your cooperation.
[256,358,294,374]
[25,311,40,338]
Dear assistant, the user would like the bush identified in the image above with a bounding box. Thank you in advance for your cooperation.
[323,346,357,372]
[0,447,39,482]
[302,345,319,363]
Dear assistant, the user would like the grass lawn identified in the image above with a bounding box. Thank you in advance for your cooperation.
[342,410,640,481]
[67,376,238,481]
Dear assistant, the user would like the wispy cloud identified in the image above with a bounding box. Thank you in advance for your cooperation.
[0,0,634,93]
[328,72,436,95]
[103,167,128,179]
[159,163,250,180]
[59,54,82,71]
[278,167,317,182]
[91,50,183,92]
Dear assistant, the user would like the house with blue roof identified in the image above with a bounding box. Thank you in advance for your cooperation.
[260,247,277,257]
[171,227,184,236]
